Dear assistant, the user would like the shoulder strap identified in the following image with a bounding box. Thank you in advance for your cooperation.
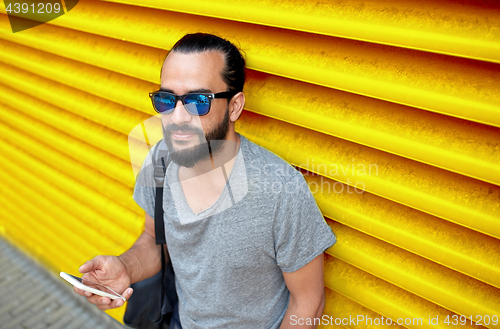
[152,141,171,245]
[151,141,174,317]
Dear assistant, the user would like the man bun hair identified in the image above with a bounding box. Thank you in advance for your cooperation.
[170,33,246,93]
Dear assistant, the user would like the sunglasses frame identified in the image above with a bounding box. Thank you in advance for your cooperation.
[149,91,237,116]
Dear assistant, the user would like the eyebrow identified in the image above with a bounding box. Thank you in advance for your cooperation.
[159,88,213,94]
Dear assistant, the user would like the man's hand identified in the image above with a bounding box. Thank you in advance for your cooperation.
[73,255,134,310]
[73,214,162,310]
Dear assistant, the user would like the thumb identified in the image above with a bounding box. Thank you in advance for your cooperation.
[79,256,106,274]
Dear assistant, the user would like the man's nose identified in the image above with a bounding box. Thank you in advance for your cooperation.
[169,99,192,125]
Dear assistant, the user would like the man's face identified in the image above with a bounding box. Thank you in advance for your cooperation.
[160,51,231,168]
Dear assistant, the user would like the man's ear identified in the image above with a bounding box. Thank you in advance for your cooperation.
[229,92,245,122]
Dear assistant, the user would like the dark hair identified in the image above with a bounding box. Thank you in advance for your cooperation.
[170,33,246,93]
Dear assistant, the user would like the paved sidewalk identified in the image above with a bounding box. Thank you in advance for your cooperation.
[0,237,127,329]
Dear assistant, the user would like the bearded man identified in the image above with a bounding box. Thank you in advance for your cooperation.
[74,33,336,329]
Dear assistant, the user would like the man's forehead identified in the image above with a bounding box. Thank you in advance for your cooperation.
[160,51,226,92]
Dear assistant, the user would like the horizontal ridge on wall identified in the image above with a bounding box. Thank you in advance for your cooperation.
[324,255,488,329]
[0,175,107,259]
[0,83,131,163]
[0,162,133,255]
[0,62,151,136]
[322,288,406,329]
[0,100,135,188]
[97,0,500,64]
[0,119,139,216]
[1,2,499,127]
[0,197,84,271]
[0,39,155,113]
[0,139,142,246]
[303,174,500,289]
[0,185,129,271]
[326,220,500,318]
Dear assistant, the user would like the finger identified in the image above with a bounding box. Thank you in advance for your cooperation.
[94,297,113,311]
[100,297,111,305]
[123,287,133,301]
[79,256,105,274]
[113,288,133,308]
[96,288,133,310]
[73,286,89,297]
[111,298,124,308]
[78,260,94,273]
[97,304,113,311]
[85,294,110,306]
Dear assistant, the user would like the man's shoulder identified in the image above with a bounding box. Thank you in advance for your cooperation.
[240,135,301,184]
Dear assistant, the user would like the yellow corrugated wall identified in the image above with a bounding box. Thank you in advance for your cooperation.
[0,0,499,327]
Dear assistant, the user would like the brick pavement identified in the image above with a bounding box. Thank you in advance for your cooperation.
[0,238,126,329]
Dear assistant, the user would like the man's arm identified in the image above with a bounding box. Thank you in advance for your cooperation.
[280,253,326,329]
[118,213,164,283]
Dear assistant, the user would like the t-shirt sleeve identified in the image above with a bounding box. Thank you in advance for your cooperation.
[132,149,157,219]
[273,174,336,273]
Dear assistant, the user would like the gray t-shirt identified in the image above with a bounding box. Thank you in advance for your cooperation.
[133,135,336,329]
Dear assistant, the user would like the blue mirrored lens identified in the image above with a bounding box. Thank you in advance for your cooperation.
[185,94,210,115]
[153,94,176,113]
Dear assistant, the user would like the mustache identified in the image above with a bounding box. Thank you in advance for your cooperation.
[164,123,203,135]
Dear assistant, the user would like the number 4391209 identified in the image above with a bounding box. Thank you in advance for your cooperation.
[444,314,498,326]
[5,2,62,14]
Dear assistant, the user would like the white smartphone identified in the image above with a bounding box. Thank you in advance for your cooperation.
[60,272,126,301]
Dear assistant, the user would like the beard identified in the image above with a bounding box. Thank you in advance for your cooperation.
[163,109,230,168]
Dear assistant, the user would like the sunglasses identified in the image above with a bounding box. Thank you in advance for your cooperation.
[149,91,237,116]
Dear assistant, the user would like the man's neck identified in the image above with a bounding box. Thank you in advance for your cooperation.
[177,134,242,215]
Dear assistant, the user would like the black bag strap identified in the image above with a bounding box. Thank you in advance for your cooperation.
[152,141,170,245]
[152,140,171,324]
